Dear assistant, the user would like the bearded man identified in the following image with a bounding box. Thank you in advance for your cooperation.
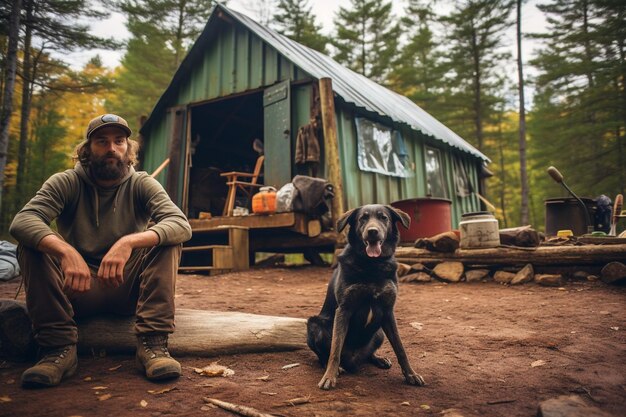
[10,114,192,387]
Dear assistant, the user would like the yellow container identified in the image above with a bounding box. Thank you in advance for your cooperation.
[556,229,573,238]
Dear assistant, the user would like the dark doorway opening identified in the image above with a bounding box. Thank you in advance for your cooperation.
[188,92,264,218]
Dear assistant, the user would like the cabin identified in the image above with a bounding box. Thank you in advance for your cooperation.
[138,4,490,272]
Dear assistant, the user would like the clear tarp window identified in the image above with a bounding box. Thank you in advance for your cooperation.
[425,147,448,198]
[356,117,412,177]
[453,157,472,197]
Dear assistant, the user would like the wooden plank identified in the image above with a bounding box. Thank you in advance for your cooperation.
[395,244,626,266]
[182,245,230,252]
[319,78,344,223]
[189,212,297,232]
[249,231,339,252]
[229,227,249,270]
[213,246,233,269]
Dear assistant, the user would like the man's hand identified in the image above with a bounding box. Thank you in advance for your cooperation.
[38,235,92,293]
[97,231,159,288]
[60,248,92,293]
[97,238,132,288]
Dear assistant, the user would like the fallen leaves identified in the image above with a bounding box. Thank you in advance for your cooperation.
[284,396,310,406]
[194,362,234,377]
[0,396,11,403]
[409,322,424,331]
[531,360,547,368]
[108,365,122,371]
[139,400,148,408]
[281,363,300,370]
[98,394,112,401]
[148,386,178,395]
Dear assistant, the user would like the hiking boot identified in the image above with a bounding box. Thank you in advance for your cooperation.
[21,344,78,387]
[136,334,181,381]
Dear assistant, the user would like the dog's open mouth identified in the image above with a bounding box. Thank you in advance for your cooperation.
[365,240,383,257]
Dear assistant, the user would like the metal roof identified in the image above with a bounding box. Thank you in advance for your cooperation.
[142,3,489,162]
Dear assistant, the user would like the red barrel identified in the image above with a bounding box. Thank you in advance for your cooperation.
[390,198,452,242]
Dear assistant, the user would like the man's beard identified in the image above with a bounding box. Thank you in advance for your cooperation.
[90,152,130,181]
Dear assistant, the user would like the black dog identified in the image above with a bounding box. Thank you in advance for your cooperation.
[307,204,426,389]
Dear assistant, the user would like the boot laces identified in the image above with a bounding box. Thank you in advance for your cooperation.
[39,346,72,365]
[140,335,171,359]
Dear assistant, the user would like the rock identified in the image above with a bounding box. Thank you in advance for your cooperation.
[494,271,515,284]
[600,262,626,284]
[0,300,37,360]
[587,275,599,282]
[410,262,430,272]
[465,269,490,282]
[535,274,562,287]
[399,272,432,283]
[511,264,534,285]
[537,395,614,417]
[572,270,590,280]
[397,263,411,277]
[433,262,464,282]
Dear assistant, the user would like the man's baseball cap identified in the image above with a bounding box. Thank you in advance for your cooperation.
[86,114,132,139]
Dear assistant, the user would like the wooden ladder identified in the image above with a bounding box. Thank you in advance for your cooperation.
[179,225,249,275]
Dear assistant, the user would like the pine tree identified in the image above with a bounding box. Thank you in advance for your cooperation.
[273,0,327,53]
[438,0,515,153]
[111,0,216,130]
[388,0,446,111]
[332,0,401,83]
[529,0,626,204]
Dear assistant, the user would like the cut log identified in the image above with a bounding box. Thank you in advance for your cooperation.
[433,262,464,282]
[600,261,626,284]
[0,300,307,360]
[499,226,540,247]
[395,244,626,267]
[415,232,459,253]
[397,262,411,277]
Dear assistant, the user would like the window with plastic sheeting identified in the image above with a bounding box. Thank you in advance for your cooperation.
[453,157,473,197]
[425,147,448,198]
[355,117,413,177]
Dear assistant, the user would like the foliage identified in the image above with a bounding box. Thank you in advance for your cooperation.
[332,0,400,83]
[109,0,217,131]
[528,0,626,224]
[273,0,328,53]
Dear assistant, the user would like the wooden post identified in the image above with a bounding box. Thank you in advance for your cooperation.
[319,78,345,224]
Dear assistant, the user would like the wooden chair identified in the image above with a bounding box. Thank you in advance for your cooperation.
[220,155,265,216]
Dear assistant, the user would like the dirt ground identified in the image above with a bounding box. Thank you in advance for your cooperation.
[0,265,625,417]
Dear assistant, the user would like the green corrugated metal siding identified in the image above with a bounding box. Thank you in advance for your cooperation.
[334,104,480,226]
[141,21,312,185]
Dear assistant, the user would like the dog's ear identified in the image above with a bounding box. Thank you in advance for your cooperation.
[336,208,358,233]
[386,206,411,229]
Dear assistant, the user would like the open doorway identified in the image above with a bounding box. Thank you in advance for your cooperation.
[187,91,264,218]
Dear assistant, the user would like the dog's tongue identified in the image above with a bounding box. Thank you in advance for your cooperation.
[366,241,383,257]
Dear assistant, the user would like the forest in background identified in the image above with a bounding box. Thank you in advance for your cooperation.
[0,0,624,236]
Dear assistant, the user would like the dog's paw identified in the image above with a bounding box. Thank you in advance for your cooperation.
[370,355,392,369]
[318,374,337,390]
[404,372,426,386]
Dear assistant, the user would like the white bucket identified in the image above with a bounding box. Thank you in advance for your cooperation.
[459,212,500,249]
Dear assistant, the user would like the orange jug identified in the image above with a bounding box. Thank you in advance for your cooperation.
[252,186,277,214]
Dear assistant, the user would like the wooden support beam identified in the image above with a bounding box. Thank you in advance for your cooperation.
[395,244,626,267]
[319,78,344,224]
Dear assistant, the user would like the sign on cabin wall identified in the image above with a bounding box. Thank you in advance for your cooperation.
[355,117,412,178]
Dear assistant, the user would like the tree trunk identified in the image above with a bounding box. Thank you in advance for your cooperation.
[16,0,34,207]
[0,302,307,359]
[395,244,626,267]
[517,0,529,226]
[0,0,23,214]
[471,25,484,152]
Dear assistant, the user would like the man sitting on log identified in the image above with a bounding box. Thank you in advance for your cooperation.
[9,114,192,387]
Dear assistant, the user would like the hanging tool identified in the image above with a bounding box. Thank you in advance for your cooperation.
[546,166,594,235]
[609,194,623,236]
